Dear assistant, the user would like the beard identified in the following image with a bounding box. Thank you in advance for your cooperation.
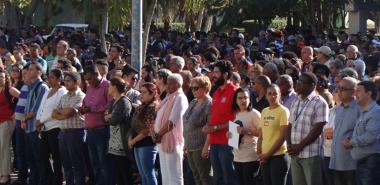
[213,76,225,87]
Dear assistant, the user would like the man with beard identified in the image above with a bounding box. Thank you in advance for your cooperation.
[202,60,239,185]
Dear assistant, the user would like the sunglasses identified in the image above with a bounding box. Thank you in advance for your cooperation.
[191,86,201,91]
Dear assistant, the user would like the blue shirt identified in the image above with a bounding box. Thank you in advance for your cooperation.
[350,101,380,160]
[329,100,360,170]
[24,78,48,133]
[14,84,29,127]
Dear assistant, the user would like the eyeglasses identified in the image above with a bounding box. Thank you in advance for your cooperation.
[191,86,201,91]
[12,68,21,72]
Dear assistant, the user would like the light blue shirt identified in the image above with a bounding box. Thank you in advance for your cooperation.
[350,101,380,160]
[329,100,360,170]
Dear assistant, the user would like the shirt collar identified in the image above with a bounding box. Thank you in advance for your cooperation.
[362,101,377,112]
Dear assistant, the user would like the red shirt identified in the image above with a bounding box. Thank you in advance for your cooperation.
[0,91,13,123]
[209,83,237,144]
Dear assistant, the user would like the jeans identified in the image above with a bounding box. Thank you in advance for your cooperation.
[134,146,158,185]
[15,127,28,183]
[187,149,213,185]
[24,131,42,185]
[109,154,132,185]
[209,144,239,185]
[39,128,62,185]
[183,156,195,185]
[59,129,86,185]
[261,154,290,185]
[86,127,113,185]
[234,161,260,185]
[291,156,323,185]
[356,153,380,185]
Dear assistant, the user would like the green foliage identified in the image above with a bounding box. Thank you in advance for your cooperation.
[9,0,32,8]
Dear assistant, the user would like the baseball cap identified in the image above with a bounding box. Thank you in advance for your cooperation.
[314,46,332,56]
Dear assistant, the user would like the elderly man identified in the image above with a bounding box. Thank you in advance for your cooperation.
[345,45,366,80]
[49,40,69,72]
[169,56,185,73]
[315,46,333,67]
[153,73,189,185]
[301,46,314,72]
[343,81,380,185]
[277,74,297,110]
[330,77,360,185]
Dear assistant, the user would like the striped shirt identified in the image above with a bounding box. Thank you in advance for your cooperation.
[24,78,49,133]
[57,89,85,129]
[289,91,329,158]
[14,84,29,127]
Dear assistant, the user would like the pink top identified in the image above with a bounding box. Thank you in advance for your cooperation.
[83,79,113,128]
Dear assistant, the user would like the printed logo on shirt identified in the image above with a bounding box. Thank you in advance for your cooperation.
[263,116,275,126]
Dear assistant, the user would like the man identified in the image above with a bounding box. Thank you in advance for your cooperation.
[233,44,252,77]
[343,81,380,185]
[107,44,124,71]
[345,45,366,80]
[22,62,49,185]
[28,43,47,74]
[52,72,87,185]
[301,46,314,72]
[288,72,329,185]
[263,62,279,83]
[95,60,109,79]
[277,74,297,110]
[252,75,271,112]
[315,46,333,66]
[80,65,113,185]
[49,40,69,72]
[329,77,360,185]
[202,61,239,185]
[121,66,141,106]
[169,56,185,73]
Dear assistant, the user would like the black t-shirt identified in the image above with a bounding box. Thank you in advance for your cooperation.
[252,96,269,112]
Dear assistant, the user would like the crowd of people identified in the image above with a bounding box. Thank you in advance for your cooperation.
[0,24,379,185]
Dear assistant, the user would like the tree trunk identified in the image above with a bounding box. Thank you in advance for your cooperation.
[4,1,21,31]
[203,14,213,32]
[23,0,40,27]
[142,0,157,63]
[98,3,109,53]
[195,6,205,31]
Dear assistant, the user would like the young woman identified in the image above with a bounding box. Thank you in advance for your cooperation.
[231,88,261,185]
[258,84,290,185]
[129,82,159,185]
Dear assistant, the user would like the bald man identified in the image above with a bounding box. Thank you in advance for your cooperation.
[345,45,366,80]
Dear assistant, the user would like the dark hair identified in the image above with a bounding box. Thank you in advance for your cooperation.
[29,62,43,72]
[232,88,252,113]
[157,69,172,84]
[313,63,330,77]
[138,82,158,120]
[110,77,126,93]
[11,63,23,85]
[214,60,233,79]
[64,72,81,83]
[358,81,378,100]
[83,64,99,76]
[0,70,14,107]
[141,64,156,82]
[110,44,124,53]
[256,75,271,89]
[301,72,318,86]
[57,59,71,70]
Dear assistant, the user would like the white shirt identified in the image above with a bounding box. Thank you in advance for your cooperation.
[36,87,68,131]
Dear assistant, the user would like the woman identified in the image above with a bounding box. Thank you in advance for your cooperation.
[3,53,16,74]
[183,76,213,185]
[104,77,133,185]
[156,69,172,100]
[35,69,67,185]
[258,84,290,185]
[129,83,159,185]
[230,88,261,185]
[152,74,189,185]
[0,70,19,184]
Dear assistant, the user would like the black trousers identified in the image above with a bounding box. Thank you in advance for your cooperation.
[109,154,132,185]
[234,161,260,185]
[39,128,63,185]
[261,154,291,185]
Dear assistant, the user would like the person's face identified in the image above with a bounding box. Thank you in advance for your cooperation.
[336,80,355,102]
[84,73,98,87]
[108,84,116,96]
[191,82,207,99]
[236,91,250,110]
[47,73,60,87]
[277,79,291,96]
[156,76,165,89]
[27,64,41,79]
[0,72,5,87]
[67,51,75,59]
[140,86,155,103]
[233,49,244,60]
[167,79,179,94]
[10,67,21,80]
[329,65,338,75]
[316,52,324,62]
[96,64,108,76]
[123,73,138,88]
[141,68,148,78]
[212,67,224,84]
[355,85,370,106]
[30,48,38,58]
[252,78,262,92]
[13,50,22,60]
[298,75,313,96]
[301,48,313,63]
[56,43,67,56]
[109,47,120,59]
[22,69,29,82]
[115,60,126,70]
[186,61,195,71]
[266,87,280,106]
[64,76,76,91]
[346,47,357,60]
[169,60,180,73]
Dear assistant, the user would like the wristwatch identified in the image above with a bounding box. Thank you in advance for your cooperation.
[213,125,218,131]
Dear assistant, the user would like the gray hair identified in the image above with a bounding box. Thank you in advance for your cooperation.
[172,56,185,69]
[341,76,358,90]
[168,73,183,86]
[339,67,358,79]
[231,72,241,83]
[58,40,69,49]
[157,68,172,84]
[277,74,293,86]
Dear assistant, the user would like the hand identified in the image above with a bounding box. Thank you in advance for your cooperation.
[237,127,244,135]
[21,122,26,129]
[226,132,232,139]
[128,138,135,149]
[324,128,333,139]
[79,106,90,114]
[202,125,214,134]
[258,153,270,164]
[343,137,353,149]
[288,144,304,156]
[201,146,209,159]
[104,114,112,122]
[36,121,42,131]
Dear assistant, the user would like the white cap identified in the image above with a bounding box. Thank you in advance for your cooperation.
[314,46,332,56]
